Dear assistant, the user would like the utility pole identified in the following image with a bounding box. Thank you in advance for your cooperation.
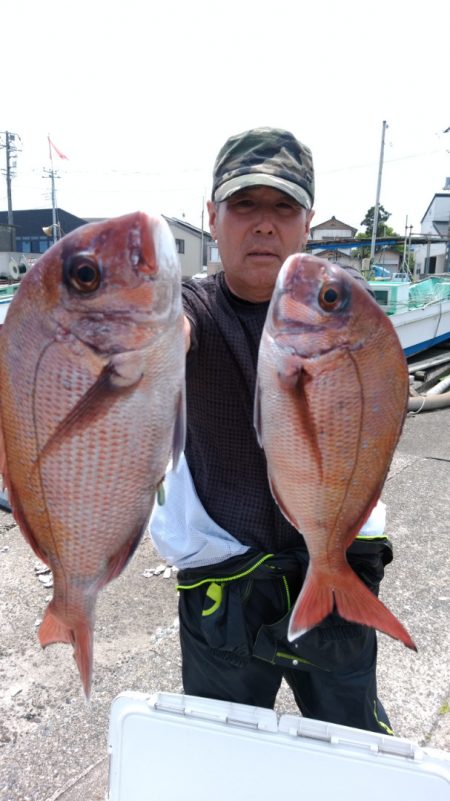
[369,120,388,266]
[42,167,60,244]
[0,131,21,225]
[401,215,409,272]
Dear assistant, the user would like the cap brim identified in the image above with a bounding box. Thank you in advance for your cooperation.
[214,173,312,209]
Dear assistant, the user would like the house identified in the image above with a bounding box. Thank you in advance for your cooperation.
[310,216,358,242]
[308,216,360,268]
[0,208,213,281]
[164,216,213,279]
[309,247,357,268]
[0,208,89,256]
[308,216,405,273]
[372,246,401,274]
[414,192,450,275]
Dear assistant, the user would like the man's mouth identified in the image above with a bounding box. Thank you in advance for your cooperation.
[247,250,278,258]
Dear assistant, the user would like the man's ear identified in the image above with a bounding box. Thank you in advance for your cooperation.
[207,200,217,240]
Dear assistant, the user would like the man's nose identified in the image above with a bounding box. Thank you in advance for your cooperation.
[253,206,275,235]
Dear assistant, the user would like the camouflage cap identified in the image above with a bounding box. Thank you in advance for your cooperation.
[212,127,314,209]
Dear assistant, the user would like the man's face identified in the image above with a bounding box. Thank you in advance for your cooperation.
[208,186,314,302]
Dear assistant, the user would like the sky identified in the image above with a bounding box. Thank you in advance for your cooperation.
[1,0,449,236]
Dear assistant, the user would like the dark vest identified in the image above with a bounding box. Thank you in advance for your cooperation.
[182,272,303,552]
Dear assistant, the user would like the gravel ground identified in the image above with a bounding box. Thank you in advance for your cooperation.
[0,407,449,800]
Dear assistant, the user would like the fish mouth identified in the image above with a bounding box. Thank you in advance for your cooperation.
[271,336,344,361]
[81,309,160,325]
[270,328,358,360]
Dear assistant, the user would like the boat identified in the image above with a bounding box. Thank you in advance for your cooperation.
[1,275,449,359]
[0,283,20,326]
[369,275,450,357]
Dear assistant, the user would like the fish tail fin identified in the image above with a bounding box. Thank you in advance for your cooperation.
[39,604,73,646]
[288,564,416,651]
[333,567,417,651]
[39,604,94,698]
[287,568,334,641]
[72,622,94,700]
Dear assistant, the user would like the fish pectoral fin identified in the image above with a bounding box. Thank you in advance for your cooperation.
[37,356,143,460]
[277,363,303,389]
[107,349,147,389]
[171,384,186,470]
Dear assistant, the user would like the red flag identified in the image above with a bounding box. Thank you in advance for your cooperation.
[48,136,69,160]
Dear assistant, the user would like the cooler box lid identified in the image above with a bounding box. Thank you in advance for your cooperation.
[107,691,450,801]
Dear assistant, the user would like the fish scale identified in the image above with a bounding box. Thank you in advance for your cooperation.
[0,211,185,697]
[255,253,415,650]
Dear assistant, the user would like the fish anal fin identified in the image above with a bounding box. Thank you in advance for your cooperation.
[172,385,186,470]
[268,475,299,531]
[253,379,263,446]
[0,417,5,478]
[345,488,383,550]
[100,518,149,588]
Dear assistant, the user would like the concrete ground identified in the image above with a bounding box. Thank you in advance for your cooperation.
[0,405,449,801]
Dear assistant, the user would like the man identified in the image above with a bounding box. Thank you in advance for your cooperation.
[151,127,394,733]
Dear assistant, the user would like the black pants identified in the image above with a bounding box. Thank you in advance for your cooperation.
[177,544,394,734]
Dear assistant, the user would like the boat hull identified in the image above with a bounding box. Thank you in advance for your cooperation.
[391,298,450,356]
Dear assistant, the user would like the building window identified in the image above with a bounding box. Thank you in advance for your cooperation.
[175,238,185,254]
[209,245,220,262]
[16,236,51,254]
[17,238,31,253]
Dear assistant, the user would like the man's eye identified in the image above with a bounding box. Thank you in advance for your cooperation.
[277,202,300,215]
[231,199,254,213]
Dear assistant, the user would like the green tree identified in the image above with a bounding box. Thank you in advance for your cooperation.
[360,205,392,237]
[356,208,416,274]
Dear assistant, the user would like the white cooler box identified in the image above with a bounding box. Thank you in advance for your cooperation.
[107,691,450,801]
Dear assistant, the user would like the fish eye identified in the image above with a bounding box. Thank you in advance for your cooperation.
[64,255,102,293]
[318,282,345,311]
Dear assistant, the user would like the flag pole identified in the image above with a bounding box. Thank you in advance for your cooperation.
[48,135,58,244]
